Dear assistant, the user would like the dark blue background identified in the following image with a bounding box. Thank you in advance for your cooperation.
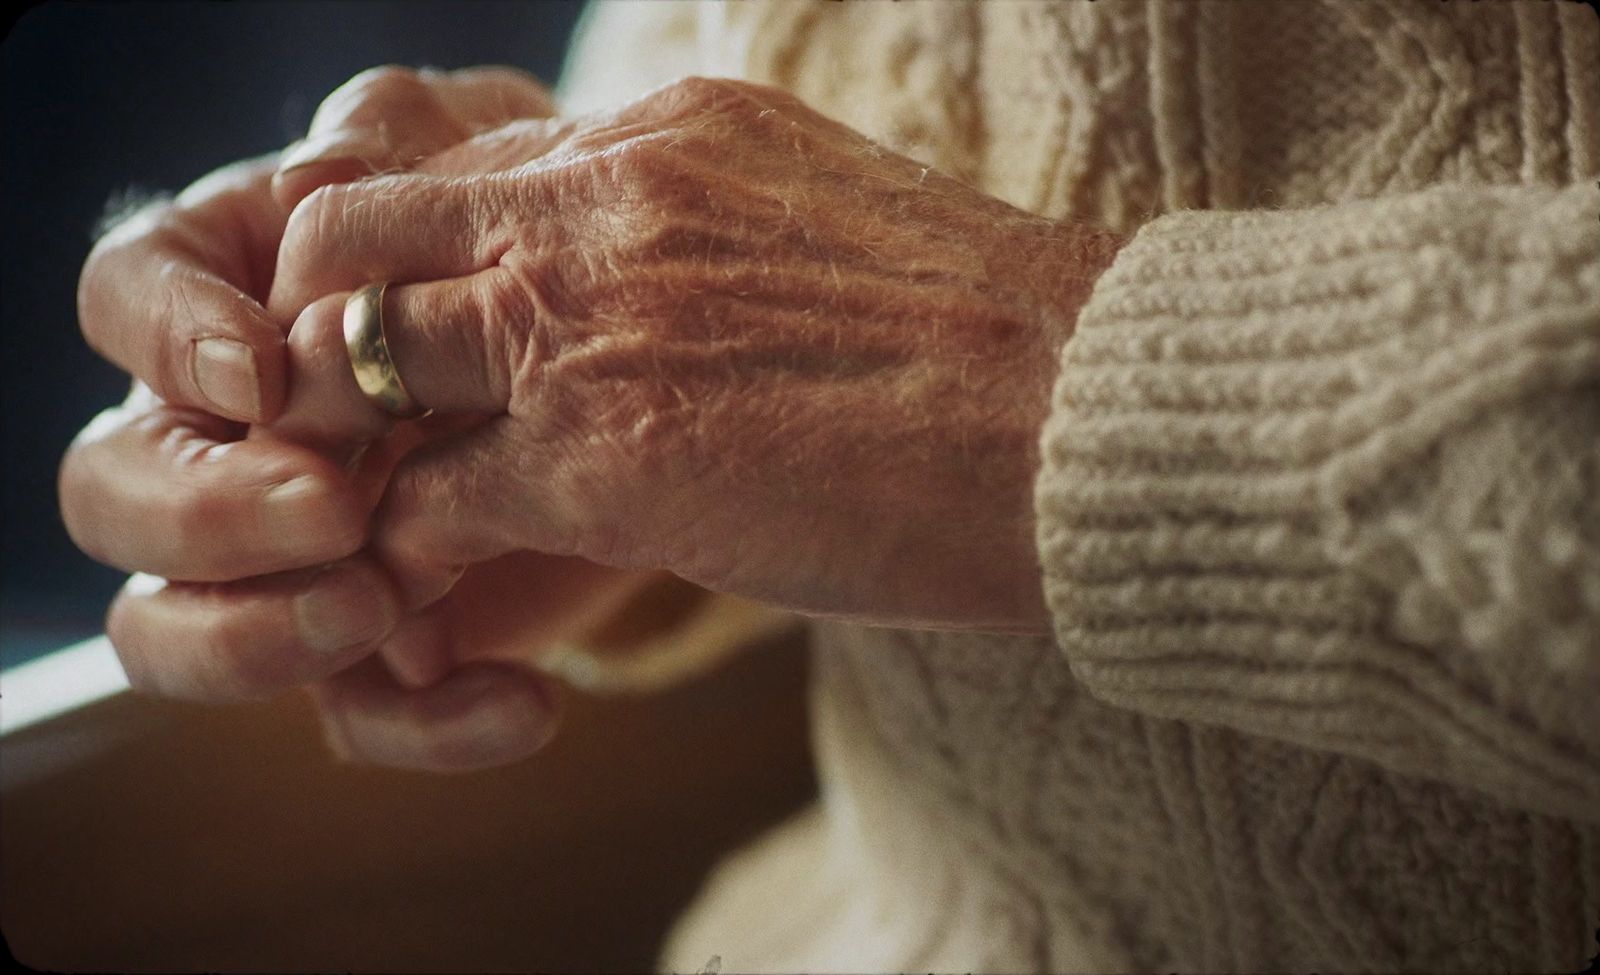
[1,1,585,667]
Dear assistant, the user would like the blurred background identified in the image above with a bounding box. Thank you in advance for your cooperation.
[1,0,585,668]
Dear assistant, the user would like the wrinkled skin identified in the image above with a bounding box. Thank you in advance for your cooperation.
[64,67,623,770]
[272,76,1123,624]
[62,68,1121,771]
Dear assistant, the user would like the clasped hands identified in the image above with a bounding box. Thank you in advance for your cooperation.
[62,66,1121,772]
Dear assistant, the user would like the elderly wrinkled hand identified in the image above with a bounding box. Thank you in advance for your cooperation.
[60,66,626,771]
[64,69,1120,773]
[270,76,1122,635]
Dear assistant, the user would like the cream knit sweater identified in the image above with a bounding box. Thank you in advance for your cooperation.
[558,2,1600,971]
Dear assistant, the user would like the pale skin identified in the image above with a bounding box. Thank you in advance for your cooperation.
[61,66,1122,772]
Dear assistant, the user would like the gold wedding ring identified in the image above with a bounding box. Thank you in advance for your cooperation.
[343,283,431,419]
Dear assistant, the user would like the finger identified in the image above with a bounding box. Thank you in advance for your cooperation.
[266,173,506,321]
[275,273,524,447]
[79,157,287,421]
[412,116,573,178]
[375,419,583,608]
[271,148,388,213]
[375,552,652,687]
[59,400,367,580]
[424,66,556,128]
[273,66,556,210]
[107,557,400,703]
[310,655,560,772]
[376,607,457,690]
[377,555,655,689]
[303,66,554,148]
[274,76,462,211]
[274,292,395,445]
[380,272,527,412]
[440,552,651,664]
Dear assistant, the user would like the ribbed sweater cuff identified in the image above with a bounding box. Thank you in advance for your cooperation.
[1035,183,1600,819]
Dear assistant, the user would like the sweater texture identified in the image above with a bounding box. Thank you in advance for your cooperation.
[558,2,1600,971]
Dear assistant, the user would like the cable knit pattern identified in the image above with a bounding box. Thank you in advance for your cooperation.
[1039,182,1600,824]
[556,2,1600,971]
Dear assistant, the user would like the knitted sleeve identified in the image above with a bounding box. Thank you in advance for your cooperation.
[1036,182,1600,822]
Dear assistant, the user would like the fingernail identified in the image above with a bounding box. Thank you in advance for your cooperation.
[194,337,261,420]
[294,566,396,654]
[278,131,373,174]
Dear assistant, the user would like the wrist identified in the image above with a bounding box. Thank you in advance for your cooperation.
[1026,221,1127,353]
[999,220,1125,632]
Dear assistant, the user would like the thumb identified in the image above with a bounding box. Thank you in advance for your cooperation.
[309,654,560,772]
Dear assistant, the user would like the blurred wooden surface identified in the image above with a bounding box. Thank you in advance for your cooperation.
[2,630,815,973]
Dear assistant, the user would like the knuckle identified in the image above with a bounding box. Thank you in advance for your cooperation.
[480,266,538,338]
[349,64,425,98]
[286,183,342,246]
[280,184,355,279]
[665,75,747,114]
[602,138,701,210]
[598,137,658,187]
[477,273,542,400]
